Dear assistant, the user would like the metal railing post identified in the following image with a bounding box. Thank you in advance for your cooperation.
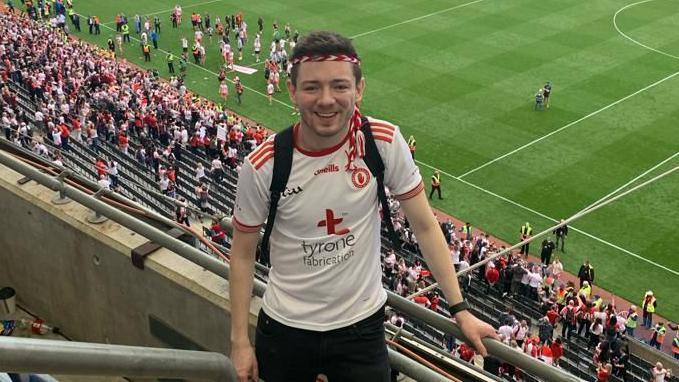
[86,187,110,224]
[0,337,237,381]
[50,169,72,205]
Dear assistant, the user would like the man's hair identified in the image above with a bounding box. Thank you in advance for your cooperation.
[290,31,362,85]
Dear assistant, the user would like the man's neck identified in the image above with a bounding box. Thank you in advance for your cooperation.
[296,122,349,152]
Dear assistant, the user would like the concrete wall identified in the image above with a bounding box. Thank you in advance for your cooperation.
[0,164,260,370]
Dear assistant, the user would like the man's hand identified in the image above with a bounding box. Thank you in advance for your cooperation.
[231,341,258,382]
[455,310,499,357]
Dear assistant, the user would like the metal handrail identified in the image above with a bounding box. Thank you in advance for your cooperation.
[0,337,237,381]
[0,148,582,382]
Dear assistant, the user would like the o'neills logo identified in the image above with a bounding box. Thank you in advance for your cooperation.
[314,163,340,176]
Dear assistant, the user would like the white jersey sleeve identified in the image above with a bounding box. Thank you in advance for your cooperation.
[232,139,273,232]
[368,117,423,200]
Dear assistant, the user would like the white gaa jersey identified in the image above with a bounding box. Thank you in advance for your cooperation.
[233,117,423,331]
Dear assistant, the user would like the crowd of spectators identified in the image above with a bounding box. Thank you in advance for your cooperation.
[0,9,269,214]
[382,213,677,381]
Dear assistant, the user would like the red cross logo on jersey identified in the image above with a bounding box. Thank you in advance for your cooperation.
[317,209,350,236]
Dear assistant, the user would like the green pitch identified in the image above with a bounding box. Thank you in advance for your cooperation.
[69,0,679,320]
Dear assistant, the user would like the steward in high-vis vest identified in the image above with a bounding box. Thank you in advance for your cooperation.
[672,332,679,360]
[578,282,591,299]
[407,135,416,159]
[641,290,657,329]
[624,306,638,337]
[121,23,130,42]
[649,322,666,349]
[429,170,442,200]
[519,222,532,255]
[142,43,151,62]
[460,222,473,241]
[166,53,175,74]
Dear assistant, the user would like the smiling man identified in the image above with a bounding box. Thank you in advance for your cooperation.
[228,31,497,382]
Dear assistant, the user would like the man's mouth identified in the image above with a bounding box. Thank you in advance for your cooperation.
[315,112,338,119]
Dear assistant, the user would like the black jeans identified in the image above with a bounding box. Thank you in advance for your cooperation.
[255,307,390,382]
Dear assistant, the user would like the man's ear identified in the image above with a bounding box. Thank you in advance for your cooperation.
[355,77,366,104]
[286,78,296,104]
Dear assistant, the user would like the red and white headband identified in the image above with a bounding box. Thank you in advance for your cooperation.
[290,54,361,66]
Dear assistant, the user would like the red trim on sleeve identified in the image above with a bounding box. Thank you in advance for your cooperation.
[371,125,395,136]
[394,181,424,201]
[249,141,274,163]
[232,216,263,233]
[372,135,393,143]
[254,153,274,170]
[368,120,396,131]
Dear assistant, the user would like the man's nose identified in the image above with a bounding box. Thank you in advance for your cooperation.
[317,86,335,106]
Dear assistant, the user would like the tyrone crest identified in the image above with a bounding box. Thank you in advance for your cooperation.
[351,167,370,189]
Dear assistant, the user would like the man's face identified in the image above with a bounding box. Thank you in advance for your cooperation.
[287,61,364,149]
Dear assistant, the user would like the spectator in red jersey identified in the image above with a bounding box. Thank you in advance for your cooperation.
[118,131,129,154]
[540,340,553,365]
[551,337,564,367]
[546,304,559,327]
[413,293,431,309]
[457,343,475,362]
[210,218,227,245]
[429,292,440,312]
[484,262,500,294]
[58,122,70,151]
[560,300,577,340]
[597,363,612,382]
[95,157,107,177]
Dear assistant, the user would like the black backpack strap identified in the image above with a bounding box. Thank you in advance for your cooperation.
[360,117,401,250]
[260,126,294,266]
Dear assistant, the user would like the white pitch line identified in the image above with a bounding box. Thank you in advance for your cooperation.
[613,0,679,61]
[580,151,679,213]
[350,0,487,39]
[103,0,224,26]
[458,70,679,178]
[416,160,679,277]
[90,18,294,109]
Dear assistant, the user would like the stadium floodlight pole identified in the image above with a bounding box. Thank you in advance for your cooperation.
[0,149,269,297]
[407,163,679,300]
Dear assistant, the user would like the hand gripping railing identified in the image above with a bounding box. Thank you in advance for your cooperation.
[0,148,581,382]
[0,337,237,381]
